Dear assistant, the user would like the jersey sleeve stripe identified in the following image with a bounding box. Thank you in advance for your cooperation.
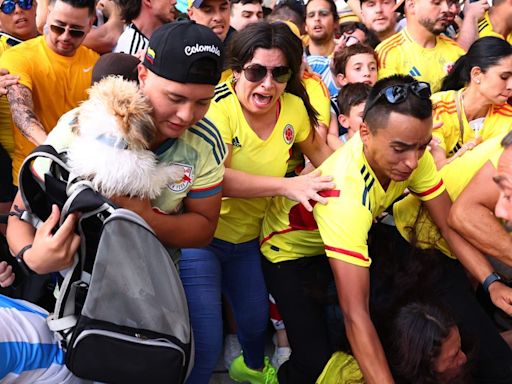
[478,21,488,33]
[196,118,227,158]
[214,90,232,103]
[411,179,444,197]
[377,36,405,67]
[188,127,223,165]
[214,83,228,94]
[188,182,223,198]
[324,245,369,262]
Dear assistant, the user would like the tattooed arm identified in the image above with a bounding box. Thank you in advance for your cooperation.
[6,84,47,145]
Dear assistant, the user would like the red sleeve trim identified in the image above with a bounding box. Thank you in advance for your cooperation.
[412,179,444,197]
[324,245,369,262]
[190,181,223,193]
[319,189,341,198]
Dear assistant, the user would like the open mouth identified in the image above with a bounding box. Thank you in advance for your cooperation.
[252,93,273,107]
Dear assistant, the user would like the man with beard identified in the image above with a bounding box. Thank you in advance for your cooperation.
[375,0,464,92]
[360,0,398,42]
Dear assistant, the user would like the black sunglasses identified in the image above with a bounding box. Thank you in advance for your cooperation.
[363,81,431,121]
[242,64,292,84]
[50,24,86,38]
[0,0,32,14]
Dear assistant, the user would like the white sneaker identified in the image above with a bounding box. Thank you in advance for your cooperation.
[271,346,291,369]
[224,334,242,370]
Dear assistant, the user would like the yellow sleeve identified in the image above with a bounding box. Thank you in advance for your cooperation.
[303,75,331,127]
[0,46,32,90]
[314,186,373,267]
[408,151,446,201]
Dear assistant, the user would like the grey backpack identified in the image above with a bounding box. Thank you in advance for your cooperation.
[19,145,194,384]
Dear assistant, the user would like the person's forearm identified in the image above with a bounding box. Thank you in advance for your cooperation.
[83,21,125,54]
[222,168,285,198]
[344,313,394,384]
[455,13,480,50]
[6,84,47,145]
[6,195,36,255]
[449,202,512,267]
[143,211,217,248]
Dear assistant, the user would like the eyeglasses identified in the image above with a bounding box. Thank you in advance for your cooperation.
[0,0,32,14]
[306,8,331,18]
[242,64,292,84]
[50,24,86,38]
[363,81,431,120]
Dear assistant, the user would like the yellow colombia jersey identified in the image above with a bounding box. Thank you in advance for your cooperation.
[211,80,312,244]
[286,70,331,176]
[375,28,465,93]
[0,36,99,185]
[260,133,445,267]
[478,11,512,44]
[432,89,512,156]
[393,134,506,258]
[34,109,226,215]
[0,32,23,157]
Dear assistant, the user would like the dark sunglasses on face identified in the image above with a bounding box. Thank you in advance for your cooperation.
[0,0,32,14]
[242,64,292,84]
[50,24,86,38]
[363,81,432,120]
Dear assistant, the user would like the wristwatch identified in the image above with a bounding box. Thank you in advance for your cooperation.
[483,272,502,294]
[15,244,35,277]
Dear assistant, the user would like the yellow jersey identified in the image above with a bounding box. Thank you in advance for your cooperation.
[375,28,465,93]
[478,11,512,44]
[286,70,331,176]
[393,134,505,257]
[0,36,99,184]
[261,133,445,266]
[0,32,24,157]
[432,89,512,156]
[210,80,312,243]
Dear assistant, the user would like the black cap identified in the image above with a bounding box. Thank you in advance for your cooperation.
[143,20,223,85]
[92,52,140,85]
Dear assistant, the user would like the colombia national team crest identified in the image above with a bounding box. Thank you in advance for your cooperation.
[168,163,194,193]
[283,124,295,145]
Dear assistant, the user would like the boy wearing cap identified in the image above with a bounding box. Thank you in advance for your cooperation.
[6,20,226,304]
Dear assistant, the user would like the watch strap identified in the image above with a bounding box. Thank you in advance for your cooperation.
[483,272,502,294]
[15,244,34,276]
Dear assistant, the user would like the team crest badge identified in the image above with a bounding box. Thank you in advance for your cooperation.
[168,163,194,193]
[283,124,294,144]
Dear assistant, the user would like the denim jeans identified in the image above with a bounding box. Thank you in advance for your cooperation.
[180,237,269,384]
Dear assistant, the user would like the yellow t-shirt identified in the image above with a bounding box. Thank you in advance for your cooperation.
[286,70,331,176]
[432,89,512,156]
[478,11,512,44]
[375,28,465,93]
[0,36,99,185]
[211,80,312,243]
[261,133,445,266]
[0,33,24,157]
[393,134,505,258]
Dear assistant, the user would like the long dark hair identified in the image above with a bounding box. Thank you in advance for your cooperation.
[226,21,319,127]
[388,303,470,384]
[441,36,512,91]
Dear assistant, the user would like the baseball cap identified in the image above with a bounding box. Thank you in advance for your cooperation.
[143,20,223,85]
[92,53,140,85]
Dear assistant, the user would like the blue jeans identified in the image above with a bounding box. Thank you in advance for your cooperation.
[180,237,269,384]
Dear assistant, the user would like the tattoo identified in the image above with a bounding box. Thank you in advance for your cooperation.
[6,84,45,144]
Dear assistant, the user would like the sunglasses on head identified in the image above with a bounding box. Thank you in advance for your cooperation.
[242,64,292,84]
[0,0,32,14]
[363,81,431,120]
[50,24,86,38]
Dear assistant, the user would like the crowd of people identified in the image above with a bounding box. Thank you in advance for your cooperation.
[0,0,511,382]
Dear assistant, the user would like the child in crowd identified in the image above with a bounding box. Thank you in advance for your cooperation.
[328,44,377,148]
[328,82,371,149]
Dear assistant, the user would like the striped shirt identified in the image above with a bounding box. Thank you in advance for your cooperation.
[0,295,87,383]
[113,23,149,56]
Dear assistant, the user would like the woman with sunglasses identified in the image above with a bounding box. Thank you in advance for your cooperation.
[430,36,512,169]
[179,21,333,384]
